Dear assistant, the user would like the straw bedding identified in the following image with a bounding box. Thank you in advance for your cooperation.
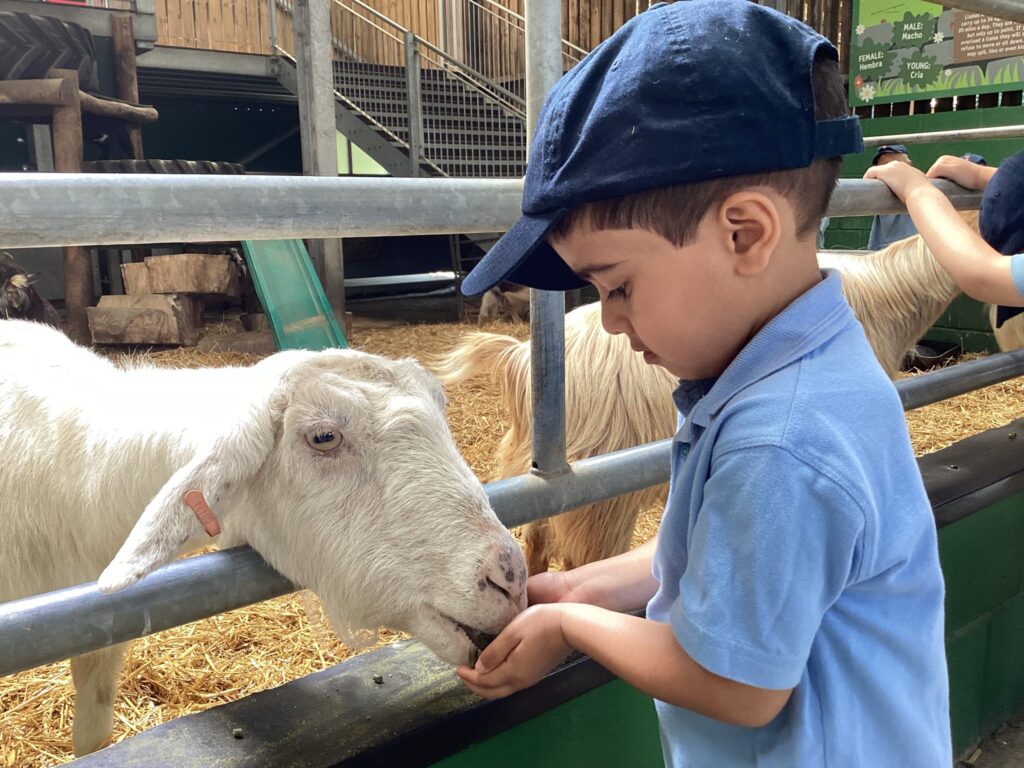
[2,319,1021,767]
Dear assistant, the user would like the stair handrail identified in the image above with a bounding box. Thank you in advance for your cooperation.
[336,0,527,118]
[460,0,588,70]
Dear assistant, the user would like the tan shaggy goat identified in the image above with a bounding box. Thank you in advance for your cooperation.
[435,234,961,574]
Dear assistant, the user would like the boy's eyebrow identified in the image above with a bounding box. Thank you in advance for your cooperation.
[573,262,619,281]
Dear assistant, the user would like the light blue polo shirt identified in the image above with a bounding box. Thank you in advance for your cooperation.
[648,269,951,767]
[1011,253,1024,296]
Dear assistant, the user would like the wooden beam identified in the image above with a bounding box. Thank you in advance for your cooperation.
[79,91,159,124]
[50,69,93,345]
[0,78,73,106]
[111,14,145,159]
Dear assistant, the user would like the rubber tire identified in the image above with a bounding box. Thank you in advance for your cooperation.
[0,12,99,92]
[81,159,248,174]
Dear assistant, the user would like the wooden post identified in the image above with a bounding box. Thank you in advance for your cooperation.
[50,69,94,345]
[111,14,144,160]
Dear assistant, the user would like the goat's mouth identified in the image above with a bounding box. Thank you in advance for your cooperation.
[452,619,497,652]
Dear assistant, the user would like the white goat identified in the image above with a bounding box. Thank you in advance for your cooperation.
[436,234,959,574]
[0,320,526,756]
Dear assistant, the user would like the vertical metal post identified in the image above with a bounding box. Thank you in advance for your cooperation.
[438,0,449,56]
[404,31,424,178]
[525,0,568,476]
[27,124,54,172]
[269,0,278,53]
[295,0,345,321]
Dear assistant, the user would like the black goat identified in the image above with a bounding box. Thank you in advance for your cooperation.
[0,252,62,328]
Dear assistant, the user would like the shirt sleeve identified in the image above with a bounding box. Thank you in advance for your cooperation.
[1009,253,1024,298]
[670,444,865,691]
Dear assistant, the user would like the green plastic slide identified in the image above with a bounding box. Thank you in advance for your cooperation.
[241,239,348,351]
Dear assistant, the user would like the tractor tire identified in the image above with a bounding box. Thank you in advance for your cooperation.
[0,12,99,92]
[82,159,247,174]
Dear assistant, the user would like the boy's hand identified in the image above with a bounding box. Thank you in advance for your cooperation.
[926,154,995,190]
[863,160,932,201]
[456,603,572,699]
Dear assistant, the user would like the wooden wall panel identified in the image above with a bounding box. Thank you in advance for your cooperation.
[153,0,849,77]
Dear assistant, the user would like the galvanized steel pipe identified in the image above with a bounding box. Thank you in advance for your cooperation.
[6,349,1024,676]
[526,0,569,477]
[0,174,525,249]
[944,0,1024,23]
[0,176,984,249]
[898,348,1024,411]
[864,124,1024,148]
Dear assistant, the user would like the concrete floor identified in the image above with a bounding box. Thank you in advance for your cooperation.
[968,716,1024,768]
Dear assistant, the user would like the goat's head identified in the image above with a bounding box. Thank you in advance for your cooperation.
[98,348,526,666]
[0,253,32,317]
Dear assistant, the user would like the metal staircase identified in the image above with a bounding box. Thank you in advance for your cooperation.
[271,0,585,179]
[269,0,586,297]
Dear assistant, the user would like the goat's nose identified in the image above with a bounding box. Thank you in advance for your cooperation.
[482,543,528,609]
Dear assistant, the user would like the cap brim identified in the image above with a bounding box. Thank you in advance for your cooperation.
[461,210,587,296]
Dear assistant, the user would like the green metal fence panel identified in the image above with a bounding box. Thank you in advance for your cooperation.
[429,679,663,768]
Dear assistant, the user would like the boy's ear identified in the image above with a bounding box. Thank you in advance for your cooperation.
[717,191,782,276]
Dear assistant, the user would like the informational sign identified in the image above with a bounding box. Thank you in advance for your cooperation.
[850,0,1024,106]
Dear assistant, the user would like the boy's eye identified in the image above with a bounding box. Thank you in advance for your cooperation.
[607,284,628,301]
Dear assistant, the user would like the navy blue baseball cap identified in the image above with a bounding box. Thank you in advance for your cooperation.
[461,0,864,296]
[871,144,909,165]
[981,150,1024,327]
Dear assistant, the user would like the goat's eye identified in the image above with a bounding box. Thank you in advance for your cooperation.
[306,430,343,451]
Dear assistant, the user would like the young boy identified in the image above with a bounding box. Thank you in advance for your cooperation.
[866,148,1024,327]
[457,2,951,765]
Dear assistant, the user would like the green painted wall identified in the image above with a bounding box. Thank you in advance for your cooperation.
[430,494,1024,765]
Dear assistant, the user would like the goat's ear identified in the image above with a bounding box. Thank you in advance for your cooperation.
[98,397,281,592]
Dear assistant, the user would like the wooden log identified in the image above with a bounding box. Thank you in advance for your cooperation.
[143,253,241,297]
[87,294,204,346]
[51,68,93,346]
[0,78,73,106]
[121,262,152,295]
[111,14,145,159]
[78,91,159,124]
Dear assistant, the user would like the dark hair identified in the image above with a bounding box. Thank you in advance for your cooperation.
[551,52,848,243]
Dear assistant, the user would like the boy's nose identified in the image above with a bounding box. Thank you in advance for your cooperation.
[599,300,629,336]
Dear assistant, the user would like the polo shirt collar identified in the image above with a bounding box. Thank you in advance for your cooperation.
[673,269,853,441]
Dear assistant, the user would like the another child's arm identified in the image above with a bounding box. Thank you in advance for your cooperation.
[864,158,1024,306]
[926,154,998,191]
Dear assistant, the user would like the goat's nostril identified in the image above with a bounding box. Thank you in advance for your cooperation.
[485,577,511,600]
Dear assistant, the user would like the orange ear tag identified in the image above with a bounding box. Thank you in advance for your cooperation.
[183,489,221,537]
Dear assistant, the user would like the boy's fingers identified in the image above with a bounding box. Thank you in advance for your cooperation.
[475,634,520,673]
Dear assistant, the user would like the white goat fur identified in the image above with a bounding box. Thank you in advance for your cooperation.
[435,235,959,574]
[0,320,526,755]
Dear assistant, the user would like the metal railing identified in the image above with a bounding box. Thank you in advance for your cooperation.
[3,330,1021,677]
[438,0,588,92]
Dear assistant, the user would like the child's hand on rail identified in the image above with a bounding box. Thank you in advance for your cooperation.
[926,155,998,191]
[864,159,932,203]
